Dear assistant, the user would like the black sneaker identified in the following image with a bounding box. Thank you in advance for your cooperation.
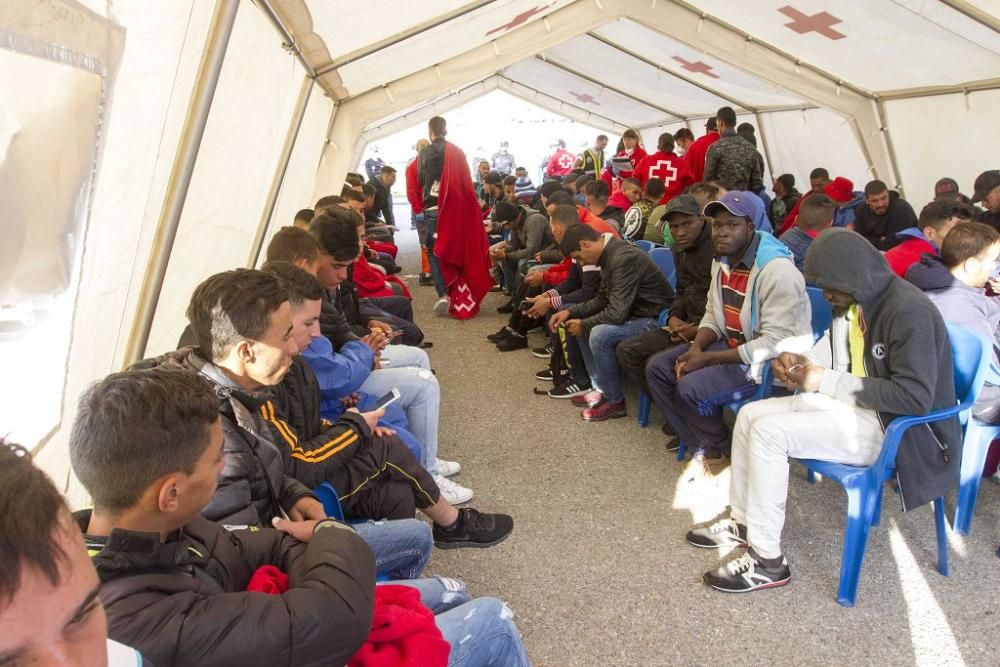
[419,274,434,286]
[535,368,554,381]
[548,380,591,399]
[496,334,527,351]
[531,344,553,359]
[526,325,544,334]
[486,326,512,343]
[665,437,681,452]
[686,518,748,549]
[661,423,674,437]
[433,508,514,549]
[496,301,515,314]
[703,548,791,593]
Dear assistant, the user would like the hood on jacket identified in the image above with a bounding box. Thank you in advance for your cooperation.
[131,347,272,409]
[608,191,633,210]
[905,253,956,291]
[749,230,794,270]
[804,228,894,307]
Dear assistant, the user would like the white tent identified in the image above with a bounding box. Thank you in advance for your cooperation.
[2,0,998,501]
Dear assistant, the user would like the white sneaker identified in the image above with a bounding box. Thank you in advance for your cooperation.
[433,297,449,315]
[436,458,461,477]
[433,473,473,505]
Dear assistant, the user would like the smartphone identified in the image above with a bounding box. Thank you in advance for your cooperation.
[373,388,400,411]
[519,300,532,310]
[787,364,804,374]
[388,329,404,339]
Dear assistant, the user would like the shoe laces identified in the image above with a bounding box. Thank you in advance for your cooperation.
[460,508,491,531]
[706,519,738,536]
[435,475,461,493]
[726,553,755,576]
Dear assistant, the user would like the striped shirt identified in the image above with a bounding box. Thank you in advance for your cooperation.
[719,235,760,348]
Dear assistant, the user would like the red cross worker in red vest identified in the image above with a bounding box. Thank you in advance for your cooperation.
[545,139,576,178]
[634,132,694,205]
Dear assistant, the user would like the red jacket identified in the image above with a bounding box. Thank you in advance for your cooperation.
[683,131,719,182]
[349,585,449,667]
[545,149,576,177]
[405,158,422,215]
[885,235,936,278]
[542,208,619,285]
[600,147,647,189]
[354,255,411,299]
[367,239,398,260]
[633,151,694,203]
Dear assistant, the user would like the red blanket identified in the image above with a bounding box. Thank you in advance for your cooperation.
[434,142,492,319]
[349,585,449,667]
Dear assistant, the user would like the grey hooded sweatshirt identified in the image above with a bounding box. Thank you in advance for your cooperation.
[804,228,961,510]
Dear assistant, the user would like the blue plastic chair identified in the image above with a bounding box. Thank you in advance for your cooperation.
[648,247,676,290]
[796,324,990,607]
[314,482,346,521]
[634,239,655,253]
[952,365,1000,536]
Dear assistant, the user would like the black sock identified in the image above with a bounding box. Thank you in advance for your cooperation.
[438,512,462,531]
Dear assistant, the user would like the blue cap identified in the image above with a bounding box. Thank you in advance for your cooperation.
[703,191,757,220]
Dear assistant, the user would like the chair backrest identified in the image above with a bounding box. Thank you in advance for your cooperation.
[806,286,833,342]
[945,323,992,408]
[634,239,654,252]
[649,247,676,290]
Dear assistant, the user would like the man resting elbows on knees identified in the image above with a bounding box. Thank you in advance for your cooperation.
[688,228,961,593]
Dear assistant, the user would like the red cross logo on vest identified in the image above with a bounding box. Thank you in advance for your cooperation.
[486,4,551,36]
[650,159,678,188]
[557,152,575,170]
[778,6,847,40]
[672,56,720,79]
[569,91,600,105]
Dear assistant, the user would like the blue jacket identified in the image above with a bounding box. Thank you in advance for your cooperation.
[746,191,773,234]
[833,192,864,228]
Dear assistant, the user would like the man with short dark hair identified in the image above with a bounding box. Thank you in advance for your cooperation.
[769,174,801,228]
[885,199,973,277]
[490,201,554,315]
[367,165,398,230]
[587,178,627,229]
[776,168,831,237]
[646,192,811,467]
[853,179,918,250]
[972,169,1000,231]
[576,134,608,178]
[0,440,145,666]
[684,117,720,182]
[907,221,1000,423]
[779,193,835,271]
[704,107,763,192]
[549,224,674,420]
[634,132,694,204]
[674,127,695,156]
[294,208,315,230]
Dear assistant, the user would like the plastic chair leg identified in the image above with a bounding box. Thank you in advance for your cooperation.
[870,484,884,527]
[954,423,995,536]
[836,484,877,607]
[676,441,687,462]
[807,470,817,484]
[934,497,949,577]
[638,392,651,428]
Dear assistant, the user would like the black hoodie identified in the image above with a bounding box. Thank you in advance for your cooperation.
[804,229,961,510]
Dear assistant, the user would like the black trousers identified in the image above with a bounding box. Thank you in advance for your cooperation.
[334,435,440,521]
[614,328,675,395]
[361,297,424,346]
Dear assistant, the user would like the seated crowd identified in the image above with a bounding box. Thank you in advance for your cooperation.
[4,108,999,666]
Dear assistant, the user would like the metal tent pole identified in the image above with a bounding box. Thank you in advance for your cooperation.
[247,75,314,268]
[122,0,241,365]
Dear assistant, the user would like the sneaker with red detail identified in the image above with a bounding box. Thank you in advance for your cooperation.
[571,390,603,407]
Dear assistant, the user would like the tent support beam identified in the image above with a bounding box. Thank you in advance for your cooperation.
[877,78,1000,101]
[753,111,775,180]
[246,76,314,268]
[585,31,758,113]
[123,0,239,365]
[938,0,1000,34]
[633,104,816,130]
[253,0,317,78]
[537,55,687,121]
[874,99,905,194]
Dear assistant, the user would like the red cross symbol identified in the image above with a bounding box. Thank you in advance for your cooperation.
[778,6,846,40]
[672,56,720,79]
[486,4,551,36]
[650,160,678,188]
[570,91,600,106]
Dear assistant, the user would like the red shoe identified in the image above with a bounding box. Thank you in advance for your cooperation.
[581,399,627,422]
[571,390,603,407]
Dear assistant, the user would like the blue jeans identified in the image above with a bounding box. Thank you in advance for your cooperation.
[424,209,448,297]
[361,365,441,474]
[389,578,531,666]
[577,318,659,403]
[352,519,432,580]
[380,344,431,370]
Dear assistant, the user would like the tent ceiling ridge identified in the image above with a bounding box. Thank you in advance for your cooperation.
[496,75,631,130]
[876,77,1000,101]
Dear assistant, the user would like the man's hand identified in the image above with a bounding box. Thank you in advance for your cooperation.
[666,316,698,343]
[784,363,825,393]
[271,517,321,543]
[288,496,326,522]
[368,320,392,335]
[674,344,707,378]
[338,393,360,408]
[566,319,584,337]
[372,424,396,437]
[771,352,811,385]
[533,252,543,263]
[491,248,507,261]
[548,309,571,331]
[524,270,544,287]
[361,331,389,353]
[348,406,386,433]
[525,294,552,319]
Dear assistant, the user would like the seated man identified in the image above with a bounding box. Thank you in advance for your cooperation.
[907,221,1000,423]
[689,228,961,592]
[779,193,834,271]
[852,179,918,250]
[513,166,537,203]
[585,179,627,230]
[0,439,144,667]
[345,209,411,299]
[263,260,474,504]
[491,201,554,315]
[361,182,395,243]
[884,199,972,277]
[622,177,662,242]
[70,367,377,666]
[549,223,674,421]
[70,369,530,667]
[293,207,314,230]
[646,192,811,470]
[615,194,715,441]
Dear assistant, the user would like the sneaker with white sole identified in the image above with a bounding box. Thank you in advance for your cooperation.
[686,518,748,549]
[548,381,591,399]
[433,473,473,505]
[703,548,791,593]
[435,458,461,477]
[531,344,553,359]
[433,297,449,315]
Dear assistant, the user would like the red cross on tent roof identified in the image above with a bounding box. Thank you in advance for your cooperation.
[672,56,720,79]
[778,5,847,40]
[569,91,600,105]
[486,4,551,36]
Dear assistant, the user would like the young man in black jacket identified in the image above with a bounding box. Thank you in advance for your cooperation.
[688,228,961,593]
[549,224,674,421]
[852,180,918,251]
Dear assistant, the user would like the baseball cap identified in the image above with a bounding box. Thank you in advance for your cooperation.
[484,171,503,185]
[934,177,959,198]
[664,194,701,219]
[824,176,855,204]
[493,201,521,224]
[705,117,718,131]
[703,191,757,220]
[972,170,1000,203]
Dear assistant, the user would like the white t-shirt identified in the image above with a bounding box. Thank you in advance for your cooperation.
[107,639,144,666]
